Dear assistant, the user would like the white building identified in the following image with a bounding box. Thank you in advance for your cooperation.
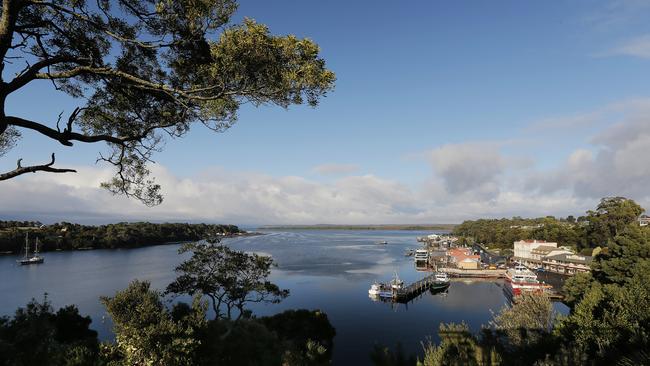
[513,240,558,262]
[543,254,592,275]
[639,215,650,227]
[529,245,572,262]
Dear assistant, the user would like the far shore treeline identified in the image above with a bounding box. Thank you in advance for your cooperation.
[0,222,242,253]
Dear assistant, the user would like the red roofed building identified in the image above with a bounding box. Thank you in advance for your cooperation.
[447,248,481,269]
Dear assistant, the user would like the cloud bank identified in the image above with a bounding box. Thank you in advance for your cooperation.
[2,99,650,225]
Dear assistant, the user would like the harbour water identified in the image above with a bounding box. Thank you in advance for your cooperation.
[0,230,568,365]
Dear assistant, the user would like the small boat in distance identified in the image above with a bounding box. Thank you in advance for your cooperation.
[376,240,388,245]
[18,234,44,265]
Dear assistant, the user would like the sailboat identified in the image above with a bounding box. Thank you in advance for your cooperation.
[18,233,44,265]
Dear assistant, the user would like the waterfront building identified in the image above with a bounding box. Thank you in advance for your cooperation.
[446,248,480,270]
[542,253,592,275]
[529,246,573,262]
[513,240,559,266]
[512,239,592,275]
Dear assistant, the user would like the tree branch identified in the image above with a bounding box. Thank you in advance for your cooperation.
[0,153,76,180]
[5,115,150,146]
[33,66,228,101]
[4,55,82,94]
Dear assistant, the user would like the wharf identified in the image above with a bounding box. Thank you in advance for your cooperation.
[439,268,506,278]
[394,274,449,303]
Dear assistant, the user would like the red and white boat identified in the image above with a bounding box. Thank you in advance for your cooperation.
[504,265,551,296]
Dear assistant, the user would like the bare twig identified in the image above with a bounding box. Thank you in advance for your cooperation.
[0,153,76,180]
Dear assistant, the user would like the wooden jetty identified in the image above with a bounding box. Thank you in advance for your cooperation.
[439,267,506,278]
[394,274,449,303]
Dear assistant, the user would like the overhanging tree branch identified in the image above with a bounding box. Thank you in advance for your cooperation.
[0,153,76,180]
[0,0,335,205]
[5,115,140,146]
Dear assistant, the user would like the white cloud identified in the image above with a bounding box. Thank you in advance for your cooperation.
[428,142,505,200]
[0,160,602,225]
[610,34,650,58]
[311,163,359,176]
[2,100,650,225]
[0,166,430,225]
[525,107,650,206]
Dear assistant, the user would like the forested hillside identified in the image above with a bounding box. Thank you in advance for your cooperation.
[0,222,241,253]
[452,197,645,253]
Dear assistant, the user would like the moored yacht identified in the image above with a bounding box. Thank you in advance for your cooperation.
[18,234,44,265]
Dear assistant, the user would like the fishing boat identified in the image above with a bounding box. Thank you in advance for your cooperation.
[426,272,451,292]
[434,272,450,283]
[368,272,404,298]
[504,265,551,296]
[18,234,44,265]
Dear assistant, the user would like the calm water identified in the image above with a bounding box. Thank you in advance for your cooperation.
[0,230,568,365]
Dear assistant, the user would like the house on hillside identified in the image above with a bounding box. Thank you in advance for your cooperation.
[639,215,650,227]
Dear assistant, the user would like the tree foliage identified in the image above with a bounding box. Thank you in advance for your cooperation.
[0,295,99,366]
[166,241,289,320]
[489,293,555,351]
[591,223,650,285]
[0,0,335,204]
[584,197,645,248]
[418,323,483,366]
[561,271,593,308]
[101,280,207,366]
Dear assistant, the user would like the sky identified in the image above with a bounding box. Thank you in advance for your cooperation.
[2,0,650,225]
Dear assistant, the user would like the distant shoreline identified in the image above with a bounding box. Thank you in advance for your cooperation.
[259,224,456,231]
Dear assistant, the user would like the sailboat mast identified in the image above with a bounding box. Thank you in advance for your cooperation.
[24,232,29,258]
[34,237,39,255]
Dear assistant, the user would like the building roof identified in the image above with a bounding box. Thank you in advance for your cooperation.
[446,248,480,263]
[447,248,472,256]
[514,239,558,246]
[460,257,480,263]
[429,250,447,258]
[531,245,562,255]
[545,253,593,265]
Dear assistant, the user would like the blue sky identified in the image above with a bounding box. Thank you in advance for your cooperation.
[2,0,650,224]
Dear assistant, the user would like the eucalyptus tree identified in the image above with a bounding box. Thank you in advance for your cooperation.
[0,0,335,204]
[167,241,289,320]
